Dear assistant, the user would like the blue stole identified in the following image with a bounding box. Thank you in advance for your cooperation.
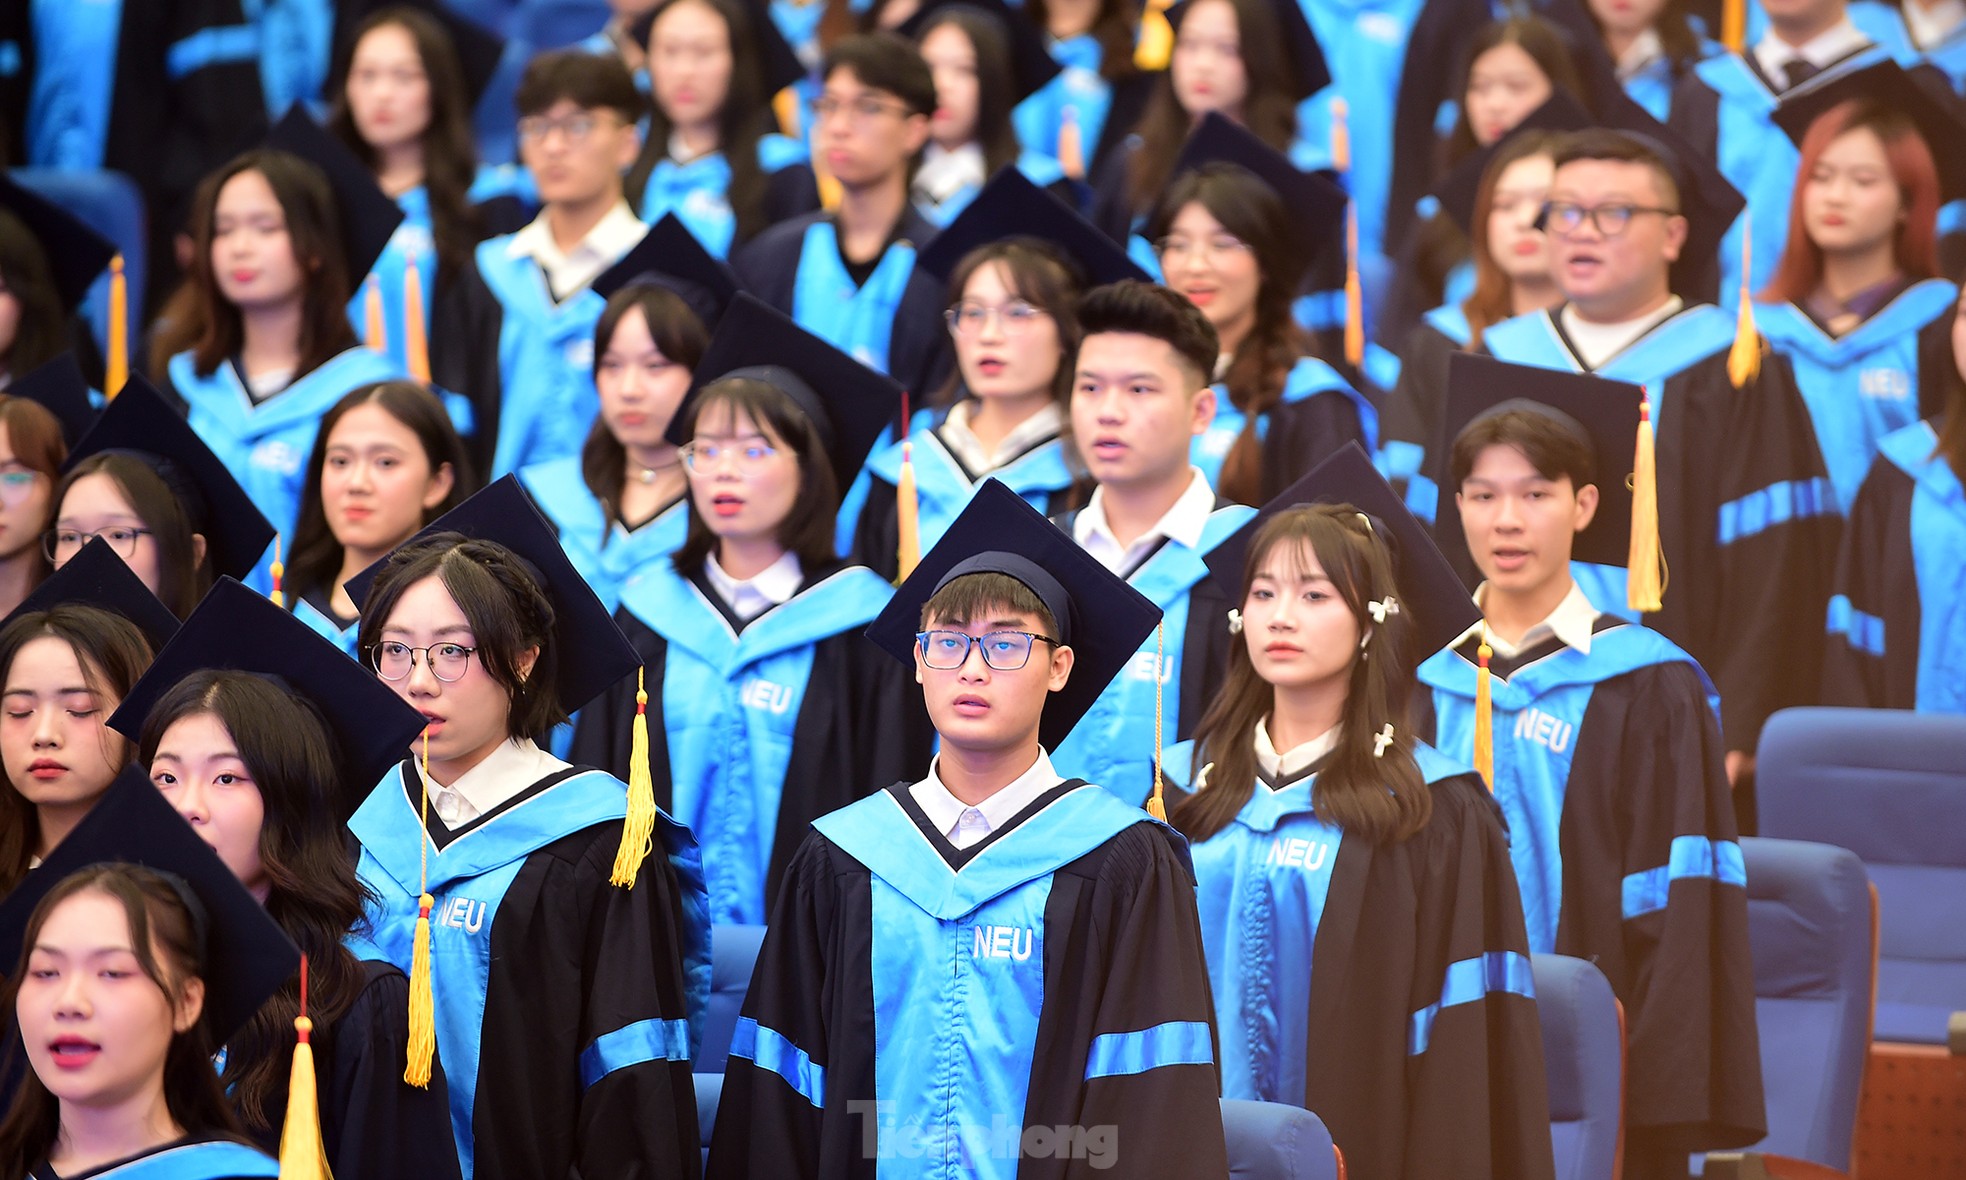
[251,0,333,117]
[788,220,918,373]
[1192,358,1380,490]
[1877,422,1966,713]
[59,1139,281,1179]
[1755,280,1953,513]
[863,418,1076,556]
[518,456,688,614]
[1919,22,1966,90]
[914,151,1069,228]
[475,236,615,477]
[637,135,808,258]
[1623,52,1678,121]
[771,0,825,72]
[1050,505,1255,803]
[620,563,892,925]
[25,0,122,169]
[293,596,358,658]
[1013,34,1112,168]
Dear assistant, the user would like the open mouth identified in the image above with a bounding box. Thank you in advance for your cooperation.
[1088,436,1127,460]
[711,493,745,518]
[1490,547,1531,571]
[48,1038,101,1068]
[975,358,1007,376]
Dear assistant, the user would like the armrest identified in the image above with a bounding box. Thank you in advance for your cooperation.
[1948,1010,1963,1055]
[1703,1153,1851,1180]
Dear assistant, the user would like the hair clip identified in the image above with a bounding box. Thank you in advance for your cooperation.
[1194,762,1214,793]
[1372,723,1396,758]
[1355,512,1373,534]
[1226,609,1243,635]
[1367,596,1399,624]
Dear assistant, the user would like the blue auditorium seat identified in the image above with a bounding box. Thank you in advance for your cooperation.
[696,923,765,1073]
[1533,954,1622,1180]
[1222,1098,1341,1180]
[10,168,146,369]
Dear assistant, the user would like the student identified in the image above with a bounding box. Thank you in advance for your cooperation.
[0,357,89,617]
[732,33,955,397]
[518,216,733,613]
[432,50,650,479]
[346,476,709,1180]
[285,381,469,656]
[849,169,1143,579]
[624,0,818,257]
[1904,0,1966,91]
[573,295,932,925]
[1166,444,1553,1180]
[1417,359,1765,1177]
[1011,0,1144,181]
[1585,0,1716,118]
[1475,128,1835,781]
[0,176,117,392]
[1047,280,1253,804]
[707,478,1229,1179]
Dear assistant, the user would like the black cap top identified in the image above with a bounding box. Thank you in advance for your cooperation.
[0,768,301,1046]
[63,376,277,586]
[1203,441,1482,658]
[915,168,1151,287]
[3,537,181,655]
[1430,89,1592,235]
[632,0,805,96]
[1166,0,1328,100]
[1774,59,1966,202]
[1435,353,1641,568]
[1169,113,1349,270]
[345,475,638,715]
[332,1,508,108]
[264,105,408,281]
[0,171,118,314]
[8,352,99,447]
[107,579,430,817]
[865,479,1162,751]
[591,213,744,328]
[669,293,905,492]
[899,0,1063,102]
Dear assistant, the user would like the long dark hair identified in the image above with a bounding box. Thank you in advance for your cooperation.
[938,237,1089,409]
[0,864,245,1177]
[137,671,370,1135]
[287,381,472,605]
[0,208,66,378]
[1937,295,1966,483]
[1171,505,1431,845]
[1145,164,1312,506]
[916,8,1021,177]
[1026,0,1139,84]
[625,0,777,247]
[52,454,211,618]
[672,377,843,576]
[1442,17,1583,171]
[327,6,486,288]
[187,151,359,381]
[0,395,69,588]
[582,284,712,533]
[1583,0,1700,76]
[1462,131,1562,350]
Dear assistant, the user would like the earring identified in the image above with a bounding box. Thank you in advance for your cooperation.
[1227,609,1243,635]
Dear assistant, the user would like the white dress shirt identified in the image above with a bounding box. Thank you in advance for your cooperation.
[1615,29,1665,81]
[420,738,570,829]
[938,401,1064,475]
[704,551,803,622]
[505,200,646,301]
[1753,18,1871,88]
[913,142,989,205]
[1453,580,1602,660]
[1560,296,1684,370]
[1255,720,1341,783]
[1904,0,1966,48]
[911,748,1063,850]
[1074,467,1216,575]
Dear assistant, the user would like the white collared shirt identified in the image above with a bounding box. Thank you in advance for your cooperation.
[419,738,570,829]
[938,401,1064,475]
[1753,18,1871,87]
[1560,296,1684,370]
[505,200,646,301]
[704,551,803,622]
[1904,0,1966,48]
[1074,467,1216,575]
[911,748,1062,850]
[913,141,989,205]
[1453,580,1602,660]
[1615,28,1665,80]
[1255,719,1341,783]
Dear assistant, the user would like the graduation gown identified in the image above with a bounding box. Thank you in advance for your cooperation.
[1476,303,1839,752]
[1047,502,1255,804]
[517,456,689,614]
[291,589,358,658]
[1824,419,1966,712]
[1012,35,1114,180]
[731,210,954,401]
[569,561,933,924]
[350,760,712,1180]
[1194,358,1378,504]
[630,135,821,259]
[913,152,1075,229]
[1416,618,1766,1167]
[1161,741,1554,1180]
[1376,304,1471,524]
[27,1138,278,1180]
[706,780,1229,1180]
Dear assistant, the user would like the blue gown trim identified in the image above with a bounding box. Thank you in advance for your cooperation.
[1826,593,1886,655]
[1082,1020,1215,1080]
[578,1017,692,1089]
[166,24,258,79]
[1716,478,1835,545]
[87,1141,280,1178]
[730,1016,826,1107]
[1407,950,1535,1056]
[1620,835,1747,920]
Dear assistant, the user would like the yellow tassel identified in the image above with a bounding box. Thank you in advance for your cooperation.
[1135,0,1174,71]
[1146,621,1168,821]
[1343,205,1364,369]
[404,256,430,385]
[1473,633,1494,791]
[772,87,801,140]
[363,276,388,355]
[404,732,435,1088]
[896,441,921,582]
[1057,108,1086,183]
[269,536,285,609]
[610,668,658,888]
[278,957,332,1180]
[1721,0,1746,54]
[813,140,843,212]
[106,256,128,400]
[1628,389,1667,613]
[1728,217,1760,388]
[1331,99,1351,175]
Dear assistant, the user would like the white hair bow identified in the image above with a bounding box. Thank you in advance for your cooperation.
[1368,596,1400,624]
[1373,724,1397,758]
[1227,609,1243,634]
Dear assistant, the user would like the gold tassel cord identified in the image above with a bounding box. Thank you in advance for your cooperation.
[1721,0,1747,53]
[1627,388,1667,613]
[1728,214,1761,389]
[1135,0,1175,71]
[277,955,332,1179]
[404,731,435,1088]
[611,667,658,887]
[1057,108,1086,184]
[106,256,128,400]
[404,255,431,385]
[1472,629,1495,792]
[1146,621,1168,821]
[772,87,801,140]
[896,391,921,582]
[1330,98,1351,175]
[1343,205,1365,369]
[363,276,388,356]
[269,536,285,609]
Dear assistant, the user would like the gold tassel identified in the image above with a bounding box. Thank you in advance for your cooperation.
[610,667,658,888]
[404,731,435,1088]
[896,441,921,582]
[1146,621,1168,821]
[772,87,801,140]
[278,956,332,1180]
[1135,0,1175,71]
[1728,217,1761,388]
[1628,388,1666,613]
[1343,205,1364,369]
[813,139,843,212]
[1472,630,1494,791]
[363,276,388,355]
[1721,0,1746,54]
[269,536,285,609]
[1057,108,1086,183]
[1330,98,1350,175]
[404,256,431,385]
[106,255,128,399]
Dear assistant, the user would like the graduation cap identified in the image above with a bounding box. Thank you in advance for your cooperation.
[0,172,118,316]
[898,0,1063,102]
[1429,89,1592,235]
[670,293,905,493]
[7,352,98,447]
[264,105,407,281]
[332,1,508,110]
[63,375,277,585]
[0,767,301,1046]
[865,478,1162,752]
[3,537,181,655]
[1168,112,1350,271]
[1165,0,1328,100]
[1773,59,1966,202]
[631,0,805,96]
[915,167,1150,287]
[1203,441,1483,659]
[591,213,744,328]
[106,579,430,819]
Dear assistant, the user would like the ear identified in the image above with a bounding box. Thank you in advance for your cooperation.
[515,644,541,685]
[190,532,209,571]
[615,121,643,172]
[423,462,457,511]
[901,112,933,158]
[1189,382,1218,438]
[172,975,206,1034]
[1572,481,1600,533]
[1046,643,1075,692]
[912,643,927,686]
[1661,213,1688,264]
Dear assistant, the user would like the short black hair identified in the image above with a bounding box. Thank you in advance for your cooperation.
[920,572,1059,642]
[1076,279,1219,388]
[821,33,937,117]
[671,376,842,577]
[515,49,642,121]
[1550,129,1681,211]
[1450,408,1596,491]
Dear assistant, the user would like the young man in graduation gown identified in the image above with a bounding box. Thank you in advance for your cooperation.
[730,34,954,401]
[1048,281,1253,806]
[430,49,649,479]
[1415,359,1765,1178]
[1476,129,1837,782]
[708,479,1229,1180]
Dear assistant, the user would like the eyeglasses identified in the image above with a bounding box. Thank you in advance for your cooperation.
[368,641,478,683]
[0,467,42,503]
[680,439,779,472]
[944,300,1049,336]
[45,527,152,562]
[516,111,622,145]
[1538,201,1678,238]
[1154,233,1253,263]
[916,629,1058,671]
[809,94,915,124]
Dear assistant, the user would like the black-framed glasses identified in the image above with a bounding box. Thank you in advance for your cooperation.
[45,527,152,562]
[1537,201,1679,238]
[916,629,1058,671]
[368,641,479,683]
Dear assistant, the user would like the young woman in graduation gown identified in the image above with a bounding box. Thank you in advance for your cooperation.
[1012,0,1145,183]
[1162,492,1552,1180]
[0,394,67,618]
[0,208,71,393]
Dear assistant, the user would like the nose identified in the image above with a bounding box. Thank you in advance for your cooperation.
[1494,494,1526,530]
[958,639,993,681]
[347,457,375,492]
[174,780,211,826]
[54,971,92,1017]
[32,708,60,749]
[1090,386,1126,424]
[977,309,1006,345]
[405,650,442,695]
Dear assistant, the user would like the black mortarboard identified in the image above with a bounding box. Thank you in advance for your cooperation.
[264,105,407,280]
[632,0,804,96]
[331,1,508,109]
[345,475,637,715]
[865,479,1162,751]
[1203,441,1481,658]
[1774,59,1966,202]
[63,376,276,586]
[669,293,904,492]
[1169,113,1349,269]
[1165,0,1328,100]
[8,352,98,446]
[0,171,117,315]
[4,538,181,654]
[899,0,1063,102]
[107,579,429,817]
[1430,89,1592,235]
[915,168,1150,287]
[591,213,744,328]
[0,768,300,1045]
[1435,353,1641,568]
